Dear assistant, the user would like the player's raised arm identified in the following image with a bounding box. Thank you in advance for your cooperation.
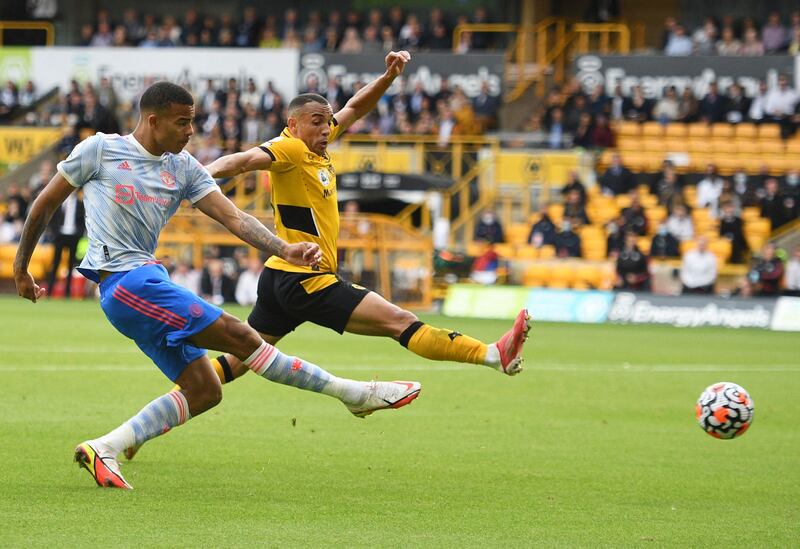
[205,146,273,178]
[13,173,76,302]
[334,50,411,131]
[194,189,322,267]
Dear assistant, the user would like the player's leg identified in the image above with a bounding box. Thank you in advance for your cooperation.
[345,291,532,375]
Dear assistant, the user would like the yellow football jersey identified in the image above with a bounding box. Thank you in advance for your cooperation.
[259,119,345,292]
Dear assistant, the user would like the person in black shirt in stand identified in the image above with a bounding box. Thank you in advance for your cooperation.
[718,201,749,264]
[46,191,85,298]
[650,223,680,258]
[616,232,650,291]
[748,243,784,296]
[528,204,556,247]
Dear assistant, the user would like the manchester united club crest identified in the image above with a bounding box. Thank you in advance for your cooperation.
[160,170,176,189]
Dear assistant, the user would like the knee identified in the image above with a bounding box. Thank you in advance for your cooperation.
[198,381,223,411]
[389,308,419,338]
[221,316,263,357]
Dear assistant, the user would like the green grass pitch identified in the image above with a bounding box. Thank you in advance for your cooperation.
[0,296,798,547]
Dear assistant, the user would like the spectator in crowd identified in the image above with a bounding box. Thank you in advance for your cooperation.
[725,83,751,123]
[554,219,582,258]
[472,81,500,130]
[572,112,594,149]
[45,191,85,299]
[761,177,792,229]
[692,17,718,55]
[0,199,24,243]
[731,166,761,207]
[28,160,54,194]
[766,73,798,137]
[697,163,725,216]
[677,87,699,122]
[716,26,741,55]
[0,81,18,116]
[662,16,678,50]
[605,218,626,258]
[650,160,684,206]
[762,12,788,53]
[621,192,648,236]
[653,86,680,124]
[235,257,263,306]
[201,258,236,305]
[698,81,728,123]
[789,27,800,54]
[470,244,500,285]
[748,79,769,123]
[546,107,566,149]
[719,200,749,264]
[650,223,680,258]
[590,114,616,148]
[616,232,650,291]
[528,204,557,248]
[17,81,36,108]
[739,27,765,56]
[600,153,635,196]
[474,209,505,244]
[784,246,800,296]
[561,171,587,205]
[624,85,652,121]
[563,189,590,226]
[170,261,202,295]
[680,236,717,294]
[609,83,628,122]
[666,203,694,241]
[748,243,784,296]
[664,24,693,56]
[587,84,609,116]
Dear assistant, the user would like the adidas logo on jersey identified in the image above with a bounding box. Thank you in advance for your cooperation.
[117,161,132,171]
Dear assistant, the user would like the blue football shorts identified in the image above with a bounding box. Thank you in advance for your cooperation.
[98,263,223,381]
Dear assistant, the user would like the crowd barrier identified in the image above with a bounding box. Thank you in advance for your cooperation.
[443,283,800,331]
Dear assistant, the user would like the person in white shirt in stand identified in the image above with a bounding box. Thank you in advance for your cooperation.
[784,246,800,297]
[765,74,799,138]
[696,163,725,217]
[680,236,718,294]
[235,256,263,306]
[170,261,201,295]
[666,203,695,242]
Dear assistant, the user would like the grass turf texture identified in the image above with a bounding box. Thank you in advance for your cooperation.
[0,296,798,547]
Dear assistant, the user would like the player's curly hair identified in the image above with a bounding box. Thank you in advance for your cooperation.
[140,81,194,112]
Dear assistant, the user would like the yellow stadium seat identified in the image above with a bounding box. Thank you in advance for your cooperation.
[734,123,758,139]
[618,121,641,137]
[711,139,735,154]
[688,138,709,153]
[709,239,732,262]
[758,124,781,139]
[547,204,564,225]
[641,122,664,137]
[758,140,785,154]
[516,246,539,260]
[494,243,514,258]
[548,263,577,289]
[582,238,607,260]
[637,237,652,255]
[663,138,687,152]
[645,206,667,226]
[664,123,688,138]
[576,264,604,288]
[642,138,665,153]
[615,194,632,209]
[733,139,759,155]
[616,137,640,152]
[688,123,711,138]
[467,241,489,257]
[680,240,698,255]
[539,245,556,259]
[523,263,552,287]
[741,207,761,222]
[507,224,530,245]
[745,218,771,237]
[747,235,766,252]
[785,139,800,154]
[711,123,735,138]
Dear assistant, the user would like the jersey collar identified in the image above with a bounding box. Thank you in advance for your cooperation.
[125,134,164,160]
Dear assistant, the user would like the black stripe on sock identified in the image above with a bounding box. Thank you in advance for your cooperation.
[398,321,425,348]
[217,355,234,383]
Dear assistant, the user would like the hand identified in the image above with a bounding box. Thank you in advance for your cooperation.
[385,50,411,79]
[282,242,322,267]
[15,271,46,303]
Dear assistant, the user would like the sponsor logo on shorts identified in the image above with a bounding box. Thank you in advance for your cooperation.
[189,304,204,318]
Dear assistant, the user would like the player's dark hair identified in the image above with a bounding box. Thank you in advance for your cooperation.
[288,93,329,115]
[139,82,194,113]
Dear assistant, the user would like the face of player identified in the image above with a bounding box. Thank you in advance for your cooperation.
[152,103,195,154]
[289,102,333,156]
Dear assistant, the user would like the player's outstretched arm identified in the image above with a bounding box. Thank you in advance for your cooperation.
[194,190,322,267]
[205,146,273,178]
[14,174,75,302]
[334,50,411,131]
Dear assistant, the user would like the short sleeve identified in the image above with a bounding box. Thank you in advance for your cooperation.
[329,117,345,144]
[57,134,102,187]
[184,155,220,204]
[259,135,305,173]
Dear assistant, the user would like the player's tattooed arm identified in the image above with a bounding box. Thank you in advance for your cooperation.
[14,174,75,302]
[205,147,273,178]
[195,190,321,266]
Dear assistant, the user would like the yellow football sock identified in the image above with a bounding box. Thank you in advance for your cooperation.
[172,355,235,391]
[400,321,487,364]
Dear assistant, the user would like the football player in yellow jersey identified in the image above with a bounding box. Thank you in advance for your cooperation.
[125,51,530,460]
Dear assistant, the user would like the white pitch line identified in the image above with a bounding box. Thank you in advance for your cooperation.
[0,363,798,373]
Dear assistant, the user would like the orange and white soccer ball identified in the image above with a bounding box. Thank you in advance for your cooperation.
[696,382,754,439]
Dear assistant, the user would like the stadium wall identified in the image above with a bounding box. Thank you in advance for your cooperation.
[443,284,800,331]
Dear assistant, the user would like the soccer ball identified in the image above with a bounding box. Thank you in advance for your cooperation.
[696,382,754,439]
